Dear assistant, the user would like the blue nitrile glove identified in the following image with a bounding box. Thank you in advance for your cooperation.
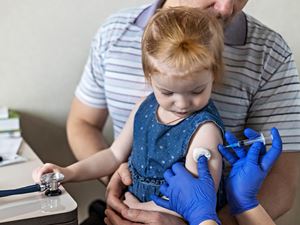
[151,156,221,225]
[218,127,282,215]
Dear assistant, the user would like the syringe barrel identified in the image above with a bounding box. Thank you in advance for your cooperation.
[238,133,266,147]
[224,132,272,149]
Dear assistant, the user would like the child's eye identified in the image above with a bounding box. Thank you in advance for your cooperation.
[192,89,204,95]
[161,91,173,96]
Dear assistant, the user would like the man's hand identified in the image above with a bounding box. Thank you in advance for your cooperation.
[106,162,132,213]
[105,207,187,225]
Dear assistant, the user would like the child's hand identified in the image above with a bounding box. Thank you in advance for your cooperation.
[123,192,147,210]
[123,192,180,217]
[32,163,69,183]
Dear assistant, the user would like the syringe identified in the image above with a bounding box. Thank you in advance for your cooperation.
[224,133,272,149]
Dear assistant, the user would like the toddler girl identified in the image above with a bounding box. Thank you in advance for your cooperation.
[33,6,225,214]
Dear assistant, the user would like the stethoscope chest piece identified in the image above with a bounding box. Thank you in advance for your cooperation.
[41,172,64,196]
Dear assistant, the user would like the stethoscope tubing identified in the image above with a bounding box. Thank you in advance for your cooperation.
[0,184,41,197]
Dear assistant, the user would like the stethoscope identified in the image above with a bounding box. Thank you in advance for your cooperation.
[0,172,64,198]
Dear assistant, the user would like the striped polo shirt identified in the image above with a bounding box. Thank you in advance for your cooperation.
[75,1,300,151]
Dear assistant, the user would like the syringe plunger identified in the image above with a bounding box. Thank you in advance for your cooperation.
[224,133,272,149]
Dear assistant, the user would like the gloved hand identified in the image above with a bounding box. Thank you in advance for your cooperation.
[218,127,282,215]
[152,156,220,225]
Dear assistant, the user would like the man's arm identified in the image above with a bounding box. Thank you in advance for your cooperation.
[105,207,187,225]
[67,97,109,160]
[235,204,275,225]
[67,97,110,184]
[258,152,300,218]
[218,152,300,225]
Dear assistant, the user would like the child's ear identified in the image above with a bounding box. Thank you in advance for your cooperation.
[213,72,224,85]
[147,74,152,85]
[210,73,216,84]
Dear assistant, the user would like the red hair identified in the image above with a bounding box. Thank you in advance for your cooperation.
[142,7,224,81]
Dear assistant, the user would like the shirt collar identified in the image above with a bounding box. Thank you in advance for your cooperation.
[134,0,247,46]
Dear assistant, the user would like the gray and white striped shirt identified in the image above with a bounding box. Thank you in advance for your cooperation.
[76,3,300,151]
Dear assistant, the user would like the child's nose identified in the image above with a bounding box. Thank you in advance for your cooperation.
[175,98,189,111]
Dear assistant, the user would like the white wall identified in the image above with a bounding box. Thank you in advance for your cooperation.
[245,0,300,66]
[0,1,299,224]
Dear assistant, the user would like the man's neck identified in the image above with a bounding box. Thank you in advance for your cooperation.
[162,0,199,8]
[162,0,192,8]
[162,0,175,8]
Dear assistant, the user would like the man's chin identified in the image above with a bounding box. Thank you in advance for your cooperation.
[217,17,233,29]
[206,11,233,29]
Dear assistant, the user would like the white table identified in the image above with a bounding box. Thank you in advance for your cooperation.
[0,140,78,225]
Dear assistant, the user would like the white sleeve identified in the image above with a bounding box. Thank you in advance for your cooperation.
[75,28,107,109]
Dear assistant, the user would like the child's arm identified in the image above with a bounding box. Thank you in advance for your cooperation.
[123,192,181,217]
[32,100,143,184]
[124,122,223,214]
[66,103,139,182]
[185,122,223,189]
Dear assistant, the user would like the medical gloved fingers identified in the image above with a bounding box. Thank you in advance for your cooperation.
[261,128,282,171]
[151,194,171,210]
[246,142,263,164]
[244,128,260,139]
[159,183,170,197]
[171,162,191,178]
[163,169,175,183]
[218,144,238,165]
[244,128,267,155]
[225,131,239,144]
[259,143,267,155]
[232,146,247,158]
[225,131,246,158]
[270,127,282,150]
[197,156,211,179]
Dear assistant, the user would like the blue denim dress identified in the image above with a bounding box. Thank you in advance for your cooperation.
[128,93,226,210]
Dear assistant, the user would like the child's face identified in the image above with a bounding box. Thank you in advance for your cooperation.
[151,69,214,118]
